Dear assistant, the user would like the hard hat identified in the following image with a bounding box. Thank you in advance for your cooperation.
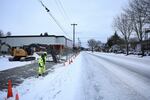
[44,52,47,56]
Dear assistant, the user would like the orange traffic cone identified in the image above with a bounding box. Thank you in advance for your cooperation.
[15,93,19,100]
[7,80,13,98]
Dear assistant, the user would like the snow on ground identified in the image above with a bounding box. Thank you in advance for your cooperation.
[0,56,33,71]
[0,52,45,71]
[1,51,150,100]
[32,52,40,60]
[96,52,150,61]
[87,51,150,99]
[80,52,148,100]
[91,52,150,72]
[0,54,83,100]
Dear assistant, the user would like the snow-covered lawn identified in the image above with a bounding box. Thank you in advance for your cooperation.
[0,53,42,71]
[1,51,150,100]
[0,56,33,71]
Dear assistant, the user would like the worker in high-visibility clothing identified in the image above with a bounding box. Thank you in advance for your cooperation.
[38,54,45,76]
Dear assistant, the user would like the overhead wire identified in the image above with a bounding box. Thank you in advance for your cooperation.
[53,0,73,38]
[56,0,72,23]
[53,0,71,35]
[53,0,69,24]
[55,0,79,42]
[38,0,72,39]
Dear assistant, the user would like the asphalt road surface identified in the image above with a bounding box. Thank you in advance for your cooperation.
[81,52,150,100]
[0,61,56,91]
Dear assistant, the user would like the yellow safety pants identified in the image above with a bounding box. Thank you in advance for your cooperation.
[38,65,46,75]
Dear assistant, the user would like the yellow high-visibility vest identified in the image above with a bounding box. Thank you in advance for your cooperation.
[38,57,44,67]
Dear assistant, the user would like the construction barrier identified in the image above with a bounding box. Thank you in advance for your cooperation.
[64,52,80,66]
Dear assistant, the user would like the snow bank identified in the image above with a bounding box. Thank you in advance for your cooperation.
[0,53,83,100]
[32,52,40,60]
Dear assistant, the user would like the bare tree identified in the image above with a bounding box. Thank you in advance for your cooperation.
[147,0,150,23]
[140,0,150,24]
[95,40,102,51]
[114,13,133,55]
[44,32,48,36]
[125,0,150,56]
[87,39,97,52]
[6,32,12,36]
[96,41,102,47]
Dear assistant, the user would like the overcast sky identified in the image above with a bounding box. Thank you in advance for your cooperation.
[0,0,128,47]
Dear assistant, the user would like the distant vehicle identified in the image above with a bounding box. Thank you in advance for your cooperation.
[116,50,124,54]
[133,51,141,55]
[128,51,134,54]
[144,52,150,56]
[133,51,147,56]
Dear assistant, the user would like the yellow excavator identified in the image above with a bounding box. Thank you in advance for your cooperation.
[9,47,35,61]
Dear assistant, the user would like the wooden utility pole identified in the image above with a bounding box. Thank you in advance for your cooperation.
[71,23,77,49]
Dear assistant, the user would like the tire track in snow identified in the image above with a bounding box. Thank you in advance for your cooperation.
[89,53,150,79]
[81,53,103,100]
[87,52,150,100]
[81,52,146,100]
[94,52,150,65]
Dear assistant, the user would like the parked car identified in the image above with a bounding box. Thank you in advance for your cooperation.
[116,50,124,54]
[128,51,134,54]
[144,52,150,56]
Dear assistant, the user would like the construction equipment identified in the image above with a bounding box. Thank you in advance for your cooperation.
[9,47,35,61]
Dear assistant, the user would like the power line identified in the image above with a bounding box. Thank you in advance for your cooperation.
[48,12,67,35]
[38,0,71,38]
[56,0,72,23]
[54,0,70,24]
[53,0,73,37]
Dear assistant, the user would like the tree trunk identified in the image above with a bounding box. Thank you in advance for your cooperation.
[92,47,94,52]
[126,42,129,55]
[140,40,145,57]
[0,45,1,56]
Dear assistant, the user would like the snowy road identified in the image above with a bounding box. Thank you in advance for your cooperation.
[1,52,150,100]
[82,52,150,100]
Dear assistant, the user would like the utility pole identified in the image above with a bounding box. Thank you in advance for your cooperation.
[71,23,77,49]
[78,37,81,48]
